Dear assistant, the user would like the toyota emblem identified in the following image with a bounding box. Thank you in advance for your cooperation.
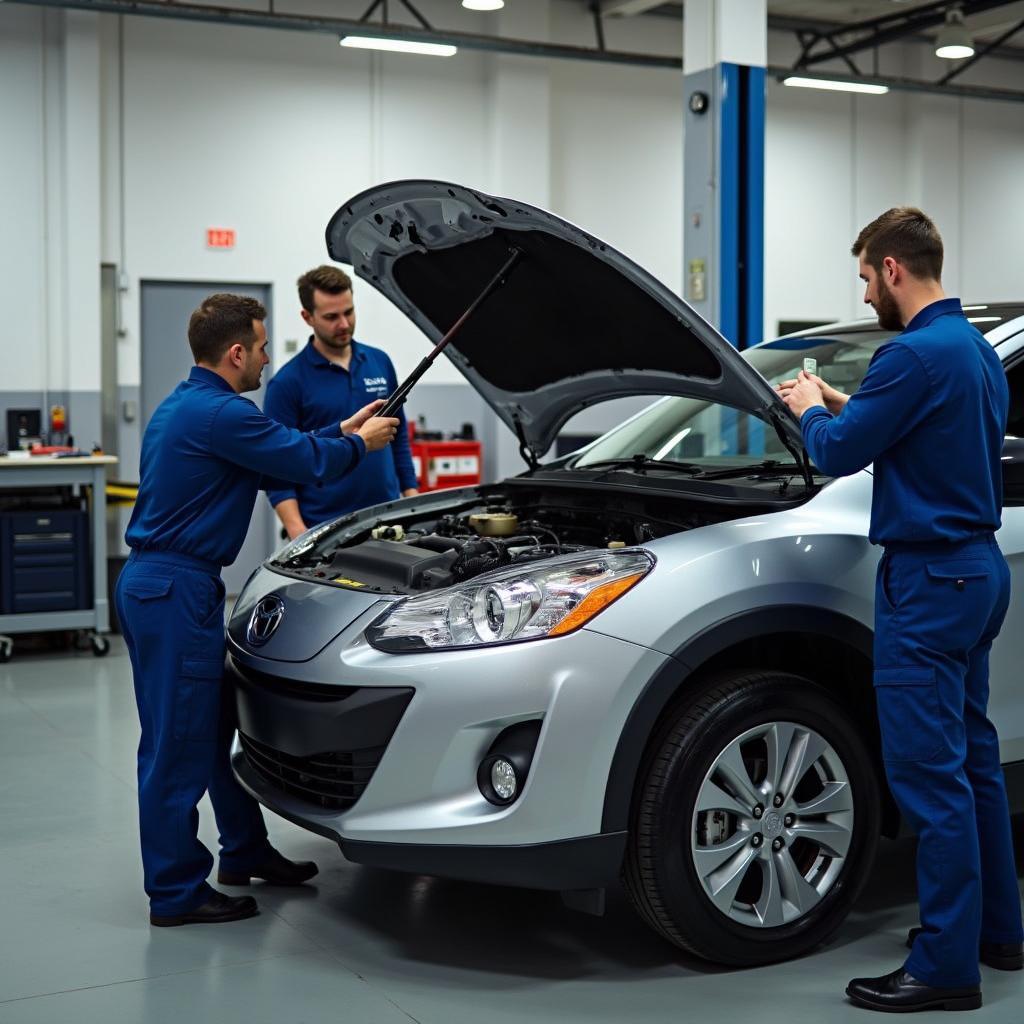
[247,595,285,646]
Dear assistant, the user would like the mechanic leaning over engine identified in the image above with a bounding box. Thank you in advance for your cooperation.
[116,293,398,928]
[779,207,1023,1014]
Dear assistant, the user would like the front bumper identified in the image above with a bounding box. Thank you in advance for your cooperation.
[231,744,625,888]
[228,595,669,888]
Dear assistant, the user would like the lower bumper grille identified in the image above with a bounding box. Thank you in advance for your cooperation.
[239,733,385,812]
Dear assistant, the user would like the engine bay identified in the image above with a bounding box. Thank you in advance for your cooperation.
[270,484,775,595]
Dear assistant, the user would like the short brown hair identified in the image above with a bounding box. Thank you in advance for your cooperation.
[297,265,353,313]
[187,293,266,365]
[851,207,943,282]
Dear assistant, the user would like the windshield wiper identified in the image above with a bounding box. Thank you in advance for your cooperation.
[572,453,705,478]
[698,460,813,482]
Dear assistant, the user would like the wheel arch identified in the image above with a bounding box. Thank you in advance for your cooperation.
[601,605,899,836]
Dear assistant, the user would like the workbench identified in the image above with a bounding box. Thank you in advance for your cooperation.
[0,455,119,661]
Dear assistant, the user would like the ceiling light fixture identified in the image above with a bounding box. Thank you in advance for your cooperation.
[935,8,975,60]
[340,36,457,57]
[462,0,505,10]
[783,76,889,95]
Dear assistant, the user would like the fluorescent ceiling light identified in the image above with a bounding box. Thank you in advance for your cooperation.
[340,36,457,57]
[962,304,989,311]
[462,0,504,9]
[935,9,974,60]
[783,76,889,95]
[968,316,1002,323]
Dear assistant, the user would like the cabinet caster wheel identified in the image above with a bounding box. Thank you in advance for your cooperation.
[0,637,12,663]
[91,635,110,657]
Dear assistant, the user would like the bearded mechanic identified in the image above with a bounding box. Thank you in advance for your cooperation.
[116,293,398,927]
[779,207,1023,1013]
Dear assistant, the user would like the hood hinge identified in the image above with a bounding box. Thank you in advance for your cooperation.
[511,413,541,472]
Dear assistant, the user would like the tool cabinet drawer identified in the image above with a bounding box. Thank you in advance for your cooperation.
[0,509,90,614]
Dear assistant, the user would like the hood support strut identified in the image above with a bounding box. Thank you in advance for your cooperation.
[769,407,814,487]
[380,246,524,418]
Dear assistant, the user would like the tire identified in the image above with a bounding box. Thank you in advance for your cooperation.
[623,670,880,966]
[91,635,110,657]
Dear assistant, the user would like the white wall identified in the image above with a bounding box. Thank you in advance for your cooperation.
[3,3,1024,446]
[0,6,49,393]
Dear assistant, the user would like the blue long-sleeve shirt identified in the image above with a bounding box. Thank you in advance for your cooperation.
[264,339,418,526]
[125,366,366,566]
[800,298,1007,546]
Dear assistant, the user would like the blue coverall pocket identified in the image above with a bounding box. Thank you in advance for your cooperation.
[175,656,224,742]
[925,560,989,587]
[874,667,942,762]
[122,577,174,601]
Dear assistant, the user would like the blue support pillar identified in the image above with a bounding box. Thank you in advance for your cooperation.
[683,1,766,352]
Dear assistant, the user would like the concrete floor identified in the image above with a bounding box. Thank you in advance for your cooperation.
[1,638,1022,1024]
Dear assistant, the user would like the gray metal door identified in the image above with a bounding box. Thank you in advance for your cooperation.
[140,280,275,596]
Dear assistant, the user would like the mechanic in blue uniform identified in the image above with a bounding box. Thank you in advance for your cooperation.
[117,293,398,927]
[781,208,1023,1012]
[264,265,419,541]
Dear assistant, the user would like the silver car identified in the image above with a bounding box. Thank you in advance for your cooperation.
[228,181,1024,966]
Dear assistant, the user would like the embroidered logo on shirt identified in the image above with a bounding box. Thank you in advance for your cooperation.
[364,376,388,389]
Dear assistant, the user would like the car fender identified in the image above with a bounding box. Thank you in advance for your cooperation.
[599,604,874,833]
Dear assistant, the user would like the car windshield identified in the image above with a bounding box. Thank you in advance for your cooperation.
[570,327,896,469]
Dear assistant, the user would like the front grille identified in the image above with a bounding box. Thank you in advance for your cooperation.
[229,659,358,703]
[239,733,386,811]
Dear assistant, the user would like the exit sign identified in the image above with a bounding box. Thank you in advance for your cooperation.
[206,228,236,249]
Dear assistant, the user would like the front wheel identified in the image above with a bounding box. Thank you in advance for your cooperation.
[624,671,880,966]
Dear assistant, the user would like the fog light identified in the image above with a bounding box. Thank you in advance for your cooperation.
[490,759,517,801]
[476,720,542,806]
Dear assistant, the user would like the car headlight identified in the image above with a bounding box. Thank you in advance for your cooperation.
[365,549,654,652]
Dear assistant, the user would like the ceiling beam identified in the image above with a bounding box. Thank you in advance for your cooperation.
[8,0,683,69]
[794,0,1020,69]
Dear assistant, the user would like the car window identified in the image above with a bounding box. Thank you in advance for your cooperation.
[1004,359,1024,439]
[572,330,896,468]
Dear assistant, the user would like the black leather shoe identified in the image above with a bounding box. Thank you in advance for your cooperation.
[907,927,1024,972]
[218,848,319,887]
[150,890,259,927]
[846,968,981,1012]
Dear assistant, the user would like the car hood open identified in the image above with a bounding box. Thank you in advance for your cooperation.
[326,180,803,461]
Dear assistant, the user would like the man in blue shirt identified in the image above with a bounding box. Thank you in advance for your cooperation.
[265,265,419,540]
[116,293,398,927]
[781,208,1022,1012]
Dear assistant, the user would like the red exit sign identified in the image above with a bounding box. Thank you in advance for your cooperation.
[206,228,236,249]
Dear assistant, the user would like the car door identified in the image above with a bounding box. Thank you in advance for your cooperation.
[988,329,1024,762]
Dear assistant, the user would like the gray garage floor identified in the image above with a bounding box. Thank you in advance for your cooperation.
[1,639,1022,1024]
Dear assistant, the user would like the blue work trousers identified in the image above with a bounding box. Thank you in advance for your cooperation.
[115,549,271,916]
[874,534,1023,987]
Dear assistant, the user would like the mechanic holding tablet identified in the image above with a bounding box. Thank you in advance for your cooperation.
[117,293,398,927]
[779,207,1023,1013]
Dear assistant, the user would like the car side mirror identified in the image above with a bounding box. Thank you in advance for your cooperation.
[1002,437,1024,507]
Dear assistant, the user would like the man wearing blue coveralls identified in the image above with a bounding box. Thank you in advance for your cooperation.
[780,208,1023,1012]
[265,265,419,541]
[116,293,398,926]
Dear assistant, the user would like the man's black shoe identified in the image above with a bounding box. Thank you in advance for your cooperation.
[907,927,1024,972]
[846,968,981,1013]
[150,890,259,927]
[218,848,319,887]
